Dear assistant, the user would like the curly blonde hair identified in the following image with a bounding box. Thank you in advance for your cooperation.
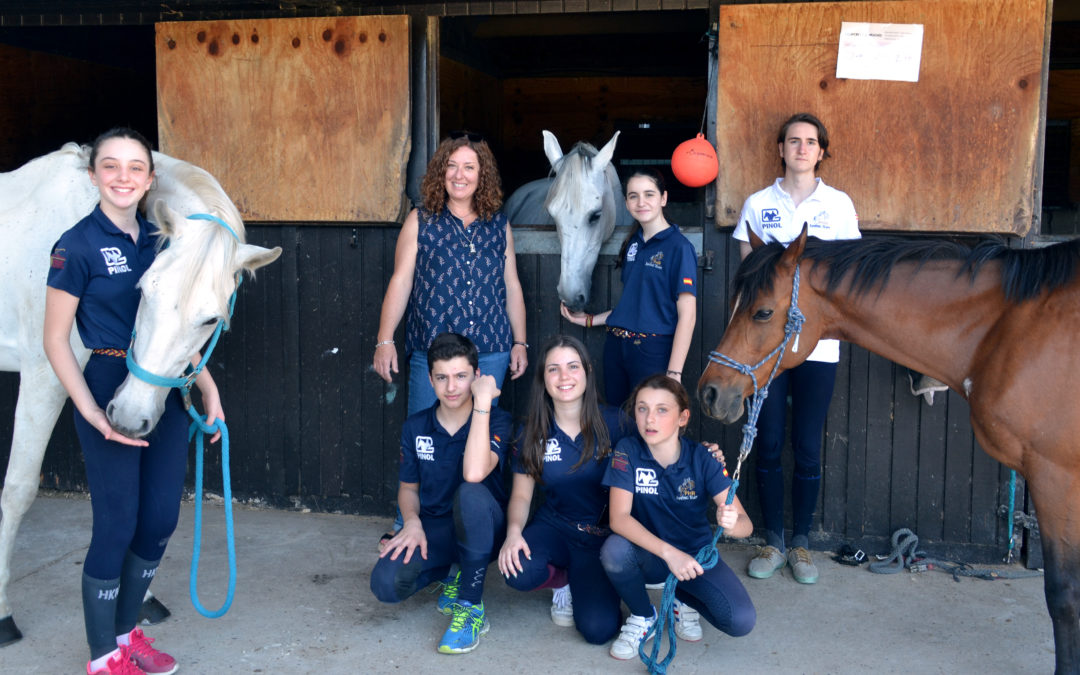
[419,135,503,220]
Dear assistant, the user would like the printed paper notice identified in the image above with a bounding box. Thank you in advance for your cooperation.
[836,22,923,82]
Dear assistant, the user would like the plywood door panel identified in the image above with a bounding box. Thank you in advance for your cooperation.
[156,16,410,223]
[716,0,1047,234]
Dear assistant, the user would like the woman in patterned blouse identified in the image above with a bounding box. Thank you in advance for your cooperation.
[374,130,529,416]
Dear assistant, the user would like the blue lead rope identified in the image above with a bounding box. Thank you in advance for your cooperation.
[1005,469,1017,563]
[640,479,739,674]
[125,213,240,619]
[187,410,236,618]
[638,266,807,674]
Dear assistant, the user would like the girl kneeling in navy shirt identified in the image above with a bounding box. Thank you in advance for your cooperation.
[499,335,631,644]
[601,375,755,660]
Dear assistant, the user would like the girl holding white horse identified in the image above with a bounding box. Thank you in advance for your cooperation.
[498,335,630,644]
[373,131,529,416]
[43,128,223,675]
[561,167,697,407]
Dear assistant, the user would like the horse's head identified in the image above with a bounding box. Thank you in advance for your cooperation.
[105,200,281,438]
[542,130,622,312]
[698,225,820,423]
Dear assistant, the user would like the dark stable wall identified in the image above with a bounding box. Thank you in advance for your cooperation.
[0,223,1020,564]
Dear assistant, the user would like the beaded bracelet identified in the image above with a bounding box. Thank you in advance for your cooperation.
[586,314,594,328]
[375,340,394,348]
[473,408,490,414]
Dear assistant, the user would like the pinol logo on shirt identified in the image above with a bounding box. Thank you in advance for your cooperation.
[543,438,562,463]
[646,252,664,270]
[635,468,659,495]
[415,436,435,461]
[99,247,132,275]
[761,209,781,228]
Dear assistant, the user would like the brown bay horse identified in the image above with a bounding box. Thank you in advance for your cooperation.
[698,225,1080,674]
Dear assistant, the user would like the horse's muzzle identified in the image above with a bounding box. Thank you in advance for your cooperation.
[698,382,745,424]
[105,400,154,439]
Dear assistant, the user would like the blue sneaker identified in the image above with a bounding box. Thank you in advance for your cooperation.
[437,600,489,654]
[436,571,461,615]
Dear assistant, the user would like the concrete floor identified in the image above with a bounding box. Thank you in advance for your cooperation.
[2,492,1056,674]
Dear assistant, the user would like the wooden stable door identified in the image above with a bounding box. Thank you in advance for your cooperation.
[156,16,411,223]
[715,0,1048,235]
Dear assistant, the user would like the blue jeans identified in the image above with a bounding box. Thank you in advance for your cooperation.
[406,350,511,417]
[599,534,755,637]
[754,360,838,550]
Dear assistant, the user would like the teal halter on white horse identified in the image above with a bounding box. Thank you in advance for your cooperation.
[504,130,633,312]
[0,143,281,645]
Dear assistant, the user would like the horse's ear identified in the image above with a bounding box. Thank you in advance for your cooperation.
[747,223,765,250]
[236,243,282,274]
[594,131,620,170]
[542,130,564,168]
[779,223,809,268]
[150,200,181,238]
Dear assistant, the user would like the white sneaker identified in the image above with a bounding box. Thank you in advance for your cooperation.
[672,599,702,641]
[609,609,656,660]
[550,584,574,627]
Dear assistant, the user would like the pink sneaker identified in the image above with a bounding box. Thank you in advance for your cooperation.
[124,628,178,675]
[87,645,146,674]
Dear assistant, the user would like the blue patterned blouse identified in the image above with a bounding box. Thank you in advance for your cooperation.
[405,207,513,354]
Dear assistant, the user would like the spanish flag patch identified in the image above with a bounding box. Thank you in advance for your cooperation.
[51,249,66,270]
[682,277,693,286]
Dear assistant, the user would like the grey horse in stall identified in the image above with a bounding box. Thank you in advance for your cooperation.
[504,130,634,312]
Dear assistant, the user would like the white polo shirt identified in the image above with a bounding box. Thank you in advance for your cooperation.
[733,177,861,363]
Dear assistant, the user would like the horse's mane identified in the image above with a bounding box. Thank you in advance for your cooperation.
[160,160,247,242]
[544,141,599,216]
[733,235,1080,308]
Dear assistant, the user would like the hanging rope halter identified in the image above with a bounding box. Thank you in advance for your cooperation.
[125,212,240,619]
[639,265,806,674]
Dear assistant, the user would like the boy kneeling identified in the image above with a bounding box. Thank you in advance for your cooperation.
[370,333,510,654]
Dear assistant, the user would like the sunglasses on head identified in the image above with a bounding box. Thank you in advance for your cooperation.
[449,130,484,143]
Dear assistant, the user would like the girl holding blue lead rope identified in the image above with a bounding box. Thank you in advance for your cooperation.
[44,128,223,675]
[601,374,755,661]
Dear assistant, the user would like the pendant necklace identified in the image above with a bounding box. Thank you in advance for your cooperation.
[452,209,479,255]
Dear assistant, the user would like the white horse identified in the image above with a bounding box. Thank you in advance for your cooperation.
[0,143,281,645]
[504,130,633,312]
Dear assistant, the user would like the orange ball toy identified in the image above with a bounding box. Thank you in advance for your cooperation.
[671,134,719,188]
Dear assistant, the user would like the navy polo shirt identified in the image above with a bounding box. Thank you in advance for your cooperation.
[603,435,732,554]
[399,403,512,520]
[606,225,697,335]
[46,204,158,350]
[512,405,632,525]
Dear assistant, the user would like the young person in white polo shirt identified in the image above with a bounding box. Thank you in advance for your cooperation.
[732,113,861,585]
